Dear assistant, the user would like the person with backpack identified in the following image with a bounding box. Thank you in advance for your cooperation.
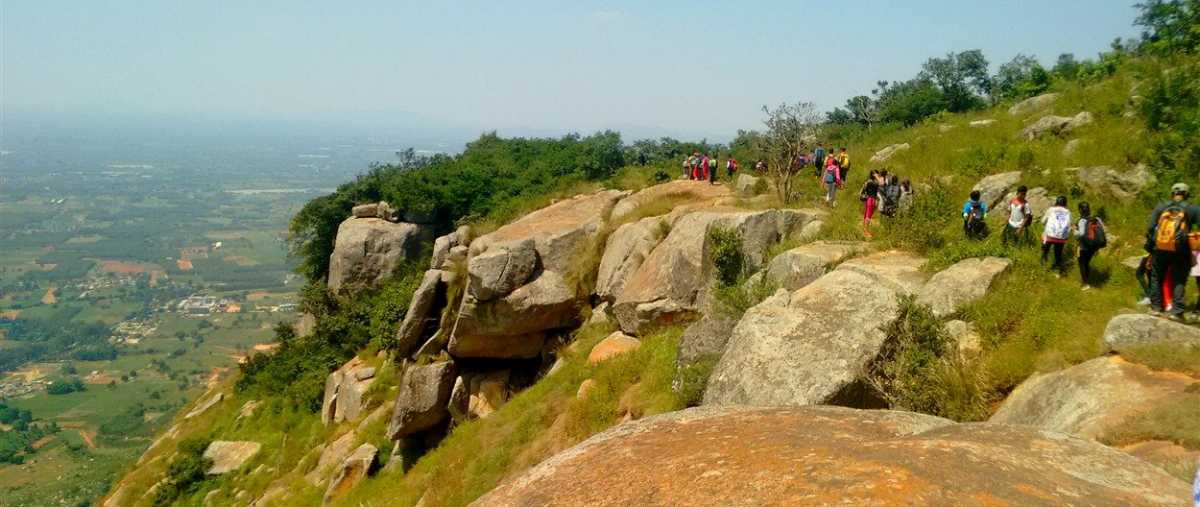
[1041,196,1072,275]
[814,144,826,172]
[707,153,717,185]
[962,190,988,239]
[898,179,914,213]
[1003,186,1033,246]
[837,147,851,182]
[1075,201,1107,290]
[822,156,842,207]
[726,157,738,180]
[860,171,882,238]
[1145,183,1200,317]
[880,174,902,218]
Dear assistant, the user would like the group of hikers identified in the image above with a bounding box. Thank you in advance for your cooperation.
[961,186,1108,290]
[682,152,739,184]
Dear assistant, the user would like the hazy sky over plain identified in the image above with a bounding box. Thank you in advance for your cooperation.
[2,1,1141,140]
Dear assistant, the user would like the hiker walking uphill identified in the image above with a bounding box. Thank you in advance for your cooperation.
[1076,201,1107,290]
[814,144,826,174]
[1003,186,1033,246]
[962,190,988,239]
[860,171,881,238]
[726,157,738,180]
[1041,196,1072,275]
[822,156,842,206]
[837,147,851,182]
[1146,183,1200,317]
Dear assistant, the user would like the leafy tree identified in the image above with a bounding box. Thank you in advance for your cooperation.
[1135,0,1200,55]
[756,102,822,203]
[993,54,1052,100]
[1052,53,1081,80]
[920,50,991,112]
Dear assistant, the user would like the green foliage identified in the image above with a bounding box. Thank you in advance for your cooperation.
[881,182,955,253]
[707,227,745,287]
[993,54,1052,101]
[1135,0,1200,55]
[47,376,86,395]
[712,275,777,319]
[675,355,718,407]
[153,437,213,506]
[868,296,990,421]
[289,132,627,282]
[1141,58,1200,186]
[1119,342,1200,376]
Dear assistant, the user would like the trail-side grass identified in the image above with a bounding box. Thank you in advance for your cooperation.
[1100,391,1200,482]
[1119,343,1200,377]
[335,323,685,507]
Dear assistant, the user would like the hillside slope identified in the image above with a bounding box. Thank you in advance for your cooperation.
[102,59,1198,506]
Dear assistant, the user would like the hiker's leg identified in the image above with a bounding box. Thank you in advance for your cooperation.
[1053,243,1065,272]
[1171,255,1190,313]
[1150,253,1168,310]
[1079,248,1094,284]
[1041,242,1050,263]
[1002,224,1011,246]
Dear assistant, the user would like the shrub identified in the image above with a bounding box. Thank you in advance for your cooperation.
[153,437,213,506]
[707,227,745,287]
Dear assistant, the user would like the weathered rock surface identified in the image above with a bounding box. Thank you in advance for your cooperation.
[323,443,377,503]
[969,119,996,127]
[609,180,731,224]
[1074,164,1155,199]
[704,251,927,407]
[613,208,822,335]
[972,171,1022,209]
[869,142,910,163]
[1021,111,1093,140]
[734,173,762,196]
[467,239,537,302]
[1063,138,1084,156]
[474,405,1189,506]
[587,332,641,364]
[1103,313,1200,351]
[466,370,509,419]
[762,241,865,291]
[203,441,261,475]
[327,218,431,291]
[917,257,1011,318]
[990,356,1196,439]
[295,312,316,338]
[1008,92,1059,116]
[470,190,625,275]
[945,319,983,356]
[430,226,470,270]
[448,270,573,358]
[394,269,446,355]
[306,431,358,486]
[676,314,738,369]
[387,361,456,440]
[351,202,392,220]
[595,216,668,302]
[184,392,224,420]
[321,357,377,426]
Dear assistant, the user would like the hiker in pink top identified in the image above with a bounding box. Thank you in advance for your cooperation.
[822,156,842,206]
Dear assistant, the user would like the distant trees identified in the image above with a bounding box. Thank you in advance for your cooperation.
[47,376,85,395]
[757,102,822,204]
[1135,0,1200,55]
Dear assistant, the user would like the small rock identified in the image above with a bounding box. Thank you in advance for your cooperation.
[870,143,911,163]
[587,332,642,364]
[1008,92,1059,116]
[917,257,1011,318]
[969,119,996,128]
[184,392,224,419]
[576,379,597,400]
[237,400,261,420]
[203,441,261,475]
[323,443,378,503]
[1103,313,1200,352]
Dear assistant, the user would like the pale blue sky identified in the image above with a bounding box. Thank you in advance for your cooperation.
[2,1,1141,140]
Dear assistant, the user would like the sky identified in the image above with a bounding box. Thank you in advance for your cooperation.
[2,1,1142,142]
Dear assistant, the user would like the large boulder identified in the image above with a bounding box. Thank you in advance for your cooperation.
[430,226,470,270]
[1021,111,1093,140]
[1008,92,1059,116]
[587,332,641,364]
[387,361,457,440]
[323,443,377,503]
[448,270,575,358]
[916,257,1011,318]
[762,241,866,292]
[469,190,625,275]
[394,269,446,356]
[305,431,358,486]
[990,356,1196,439]
[704,251,927,407]
[595,216,668,303]
[320,357,377,426]
[734,173,762,196]
[1103,313,1200,352]
[869,142,910,163]
[1074,164,1155,200]
[474,406,1189,506]
[609,180,732,224]
[203,441,261,475]
[972,171,1022,209]
[676,314,738,370]
[327,218,431,291]
[613,208,822,335]
[467,239,537,302]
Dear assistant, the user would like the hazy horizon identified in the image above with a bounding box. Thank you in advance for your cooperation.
[3,1,1141,143]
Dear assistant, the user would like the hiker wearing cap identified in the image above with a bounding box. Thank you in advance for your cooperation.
[1145,183,1200,317]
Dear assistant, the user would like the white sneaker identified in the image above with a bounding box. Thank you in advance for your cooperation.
[1137,297,1152,306]
[1081,285,1091,291]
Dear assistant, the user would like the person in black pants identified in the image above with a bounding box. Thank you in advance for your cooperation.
[1146,183,1200,317]
[1075,202,1104,290]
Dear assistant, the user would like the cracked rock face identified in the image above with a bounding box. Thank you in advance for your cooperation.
[474,406,1190,506]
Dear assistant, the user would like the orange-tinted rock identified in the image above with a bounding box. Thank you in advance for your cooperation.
[474,406,1189,506]
[587,332,641,364]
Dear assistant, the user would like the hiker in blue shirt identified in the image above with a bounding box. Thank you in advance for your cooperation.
[962,190,988,239]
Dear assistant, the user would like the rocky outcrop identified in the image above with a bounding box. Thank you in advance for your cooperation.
[734,173,762,196]
[387,361,456,440]
[203,441,261,475]
[587,332,641,364]
[306,431,358,486]
[321,357,377,426]
[430,226,470,270]
[595,216,667,303]
[327,218,431,291]
[449,190,625,359]
[990,356,1196,439]
[972,171,1022,208]
[184,392,224,419]
[295,312,316,338]
[704,251,927,407]
[352,201,394,220]
[916,257,1011,318]
[613,208,822,335]
[1074,164,1155,199]
[323,443,377,504]
[449,370,511,421]
[1008,92,1059,116]
[676,314,738,370]
[1021,111,1093,140]
[475,405,1189,506]
[609,180,731,224]
[1103,313,1200,351]
[394,269,448,356]
[869,142,910,163]
[761,241,865,291]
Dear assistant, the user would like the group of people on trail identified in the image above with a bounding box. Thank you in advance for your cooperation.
[858,169,913,238]
[682,152,738,185]
[811,144,852,207]
[963,186,1108,290]
[1140,183,1200,318]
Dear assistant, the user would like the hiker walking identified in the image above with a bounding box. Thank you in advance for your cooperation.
[898,179,914,213]
[682,156,691,179]
[1003,186,1033,246]
[1075,201,1107,290]
[726,157,738,180]
[1041,196,1072,275]
[822,156,842,206]
[1146,183,1200,317]
[879,174,901,218]
[707,154,717,185]
[860,170,881,238]
[814,144,826,173]
[962,190,988,239]
[837,147,851,182]
[692,153,702,180]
